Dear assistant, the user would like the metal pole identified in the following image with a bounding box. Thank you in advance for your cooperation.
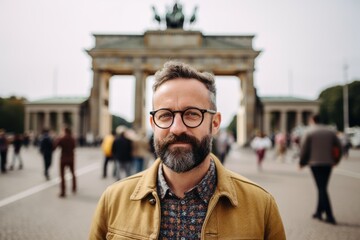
[343,63,349,131]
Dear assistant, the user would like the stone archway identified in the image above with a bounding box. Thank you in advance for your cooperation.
[87,30,260,145]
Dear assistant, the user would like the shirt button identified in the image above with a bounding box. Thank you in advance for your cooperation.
[149,198,156,205]
[181,200,186,205]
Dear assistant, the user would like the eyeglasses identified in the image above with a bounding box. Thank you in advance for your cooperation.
[150,107,216,129]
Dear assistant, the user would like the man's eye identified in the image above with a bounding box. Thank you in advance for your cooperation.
[158,112,173,120]
[184,110,201,119]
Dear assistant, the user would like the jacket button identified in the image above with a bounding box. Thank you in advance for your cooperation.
[149,198,156,205]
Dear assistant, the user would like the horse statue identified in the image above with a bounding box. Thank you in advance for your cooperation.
[152,2,198,29]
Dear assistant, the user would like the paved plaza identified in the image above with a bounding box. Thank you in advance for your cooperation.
[0,145,359,240]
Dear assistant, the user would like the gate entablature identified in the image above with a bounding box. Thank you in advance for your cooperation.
[87,30,261,145]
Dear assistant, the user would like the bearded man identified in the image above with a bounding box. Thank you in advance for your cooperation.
[89,61,286,240]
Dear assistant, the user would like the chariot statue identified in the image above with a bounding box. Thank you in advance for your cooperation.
[152,1,198,29]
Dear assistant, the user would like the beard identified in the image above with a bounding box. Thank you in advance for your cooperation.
[154,132,213,173]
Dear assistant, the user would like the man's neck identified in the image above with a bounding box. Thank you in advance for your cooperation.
[162,157,211,198]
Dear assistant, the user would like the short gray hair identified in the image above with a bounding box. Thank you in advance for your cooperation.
[153,61,217,110]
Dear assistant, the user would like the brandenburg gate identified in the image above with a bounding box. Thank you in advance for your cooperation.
[86,30,260,145]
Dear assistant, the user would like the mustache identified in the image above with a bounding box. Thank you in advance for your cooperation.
[162,133,198,147]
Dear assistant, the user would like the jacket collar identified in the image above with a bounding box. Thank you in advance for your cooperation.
[130,153,238,207]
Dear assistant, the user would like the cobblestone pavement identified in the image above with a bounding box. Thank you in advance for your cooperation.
[0,145,359,240]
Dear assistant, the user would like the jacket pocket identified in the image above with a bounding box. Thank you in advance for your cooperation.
[106,230,151,240]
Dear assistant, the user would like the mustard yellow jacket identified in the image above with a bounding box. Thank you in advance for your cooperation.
[89,154,286,240]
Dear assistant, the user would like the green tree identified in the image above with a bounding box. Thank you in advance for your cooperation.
[318,80,360,130]
[0,96,26,134]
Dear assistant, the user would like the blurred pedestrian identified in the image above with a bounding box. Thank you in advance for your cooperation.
[23,132,30,148]
[39,129,54,180]
[337,131,351,159]
[250,131,272,171]
[0,129,9,173]
[275,131,287,162]
[129,129,150,173]
[299,114,342,225]
[214,129,234,164]
[54,127,77,198]
[101,130,116,178]
[9,134,23,170]
[112,126,133,180]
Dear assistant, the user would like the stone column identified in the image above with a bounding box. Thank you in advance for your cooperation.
[44,111,50,129]
[133,68,148,134]
[57,111,63,134]
[237,70,256,145]
[90,71,112,139]
[280,111,287,133]
[99,73,111,138]
[72,108,80,140]
[33,112,38,135]
[90,71,100,139]
[296,111,302,126]
[263,110,271,135]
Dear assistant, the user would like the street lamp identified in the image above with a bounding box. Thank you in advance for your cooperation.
[343,63,349,131]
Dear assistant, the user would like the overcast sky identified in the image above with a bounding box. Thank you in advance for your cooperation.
[0,0,359,126]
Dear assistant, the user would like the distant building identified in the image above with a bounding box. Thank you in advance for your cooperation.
[24,97,89,140]
[260,96,319,136]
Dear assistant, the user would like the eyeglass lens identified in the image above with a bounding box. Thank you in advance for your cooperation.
[153,108,204,128]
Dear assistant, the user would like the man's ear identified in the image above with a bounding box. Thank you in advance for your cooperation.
[211,112,221,135]
[150,116,155,131]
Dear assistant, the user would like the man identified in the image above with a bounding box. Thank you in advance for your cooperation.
[39,129,54,180]
[9,134,24,170]
[89,61,285,239]
[111,126,133,180]
[299,114,342,225]
[0,129,9,173]
[54,127,76,198]
[101,130,116,178]
[250,131,272,171]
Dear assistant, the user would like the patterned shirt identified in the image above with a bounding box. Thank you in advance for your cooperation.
[157,160,217,240]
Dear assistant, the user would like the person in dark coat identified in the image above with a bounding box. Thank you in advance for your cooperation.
[54,127,76,198]
[9,134,23,170]
[40,129,54,180]
[112,126,133,180]
[0,129,9,173]
[300,114,342,225]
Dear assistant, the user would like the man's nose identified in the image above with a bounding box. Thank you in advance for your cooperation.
[170,113,187,134]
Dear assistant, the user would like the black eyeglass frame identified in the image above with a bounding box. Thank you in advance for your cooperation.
[150,107,216,129]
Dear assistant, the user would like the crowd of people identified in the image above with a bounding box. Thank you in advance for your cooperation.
[0,127,77,198]
[101,126,156,181]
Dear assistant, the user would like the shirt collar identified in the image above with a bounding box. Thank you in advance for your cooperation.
[157,160,217,203]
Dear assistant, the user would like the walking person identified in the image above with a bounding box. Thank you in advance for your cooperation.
[299,114,342,225]
[39,129,54,180]
[89,61,285,239]
[101,130,116,178]
[54,127,77,198]
[130,129,150,173]
[9,134,23,170]
[250,131,272,171]
[214,129,233,164]
[112,126,133,180]
[275,131,287,162]
[0,129,9,173]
